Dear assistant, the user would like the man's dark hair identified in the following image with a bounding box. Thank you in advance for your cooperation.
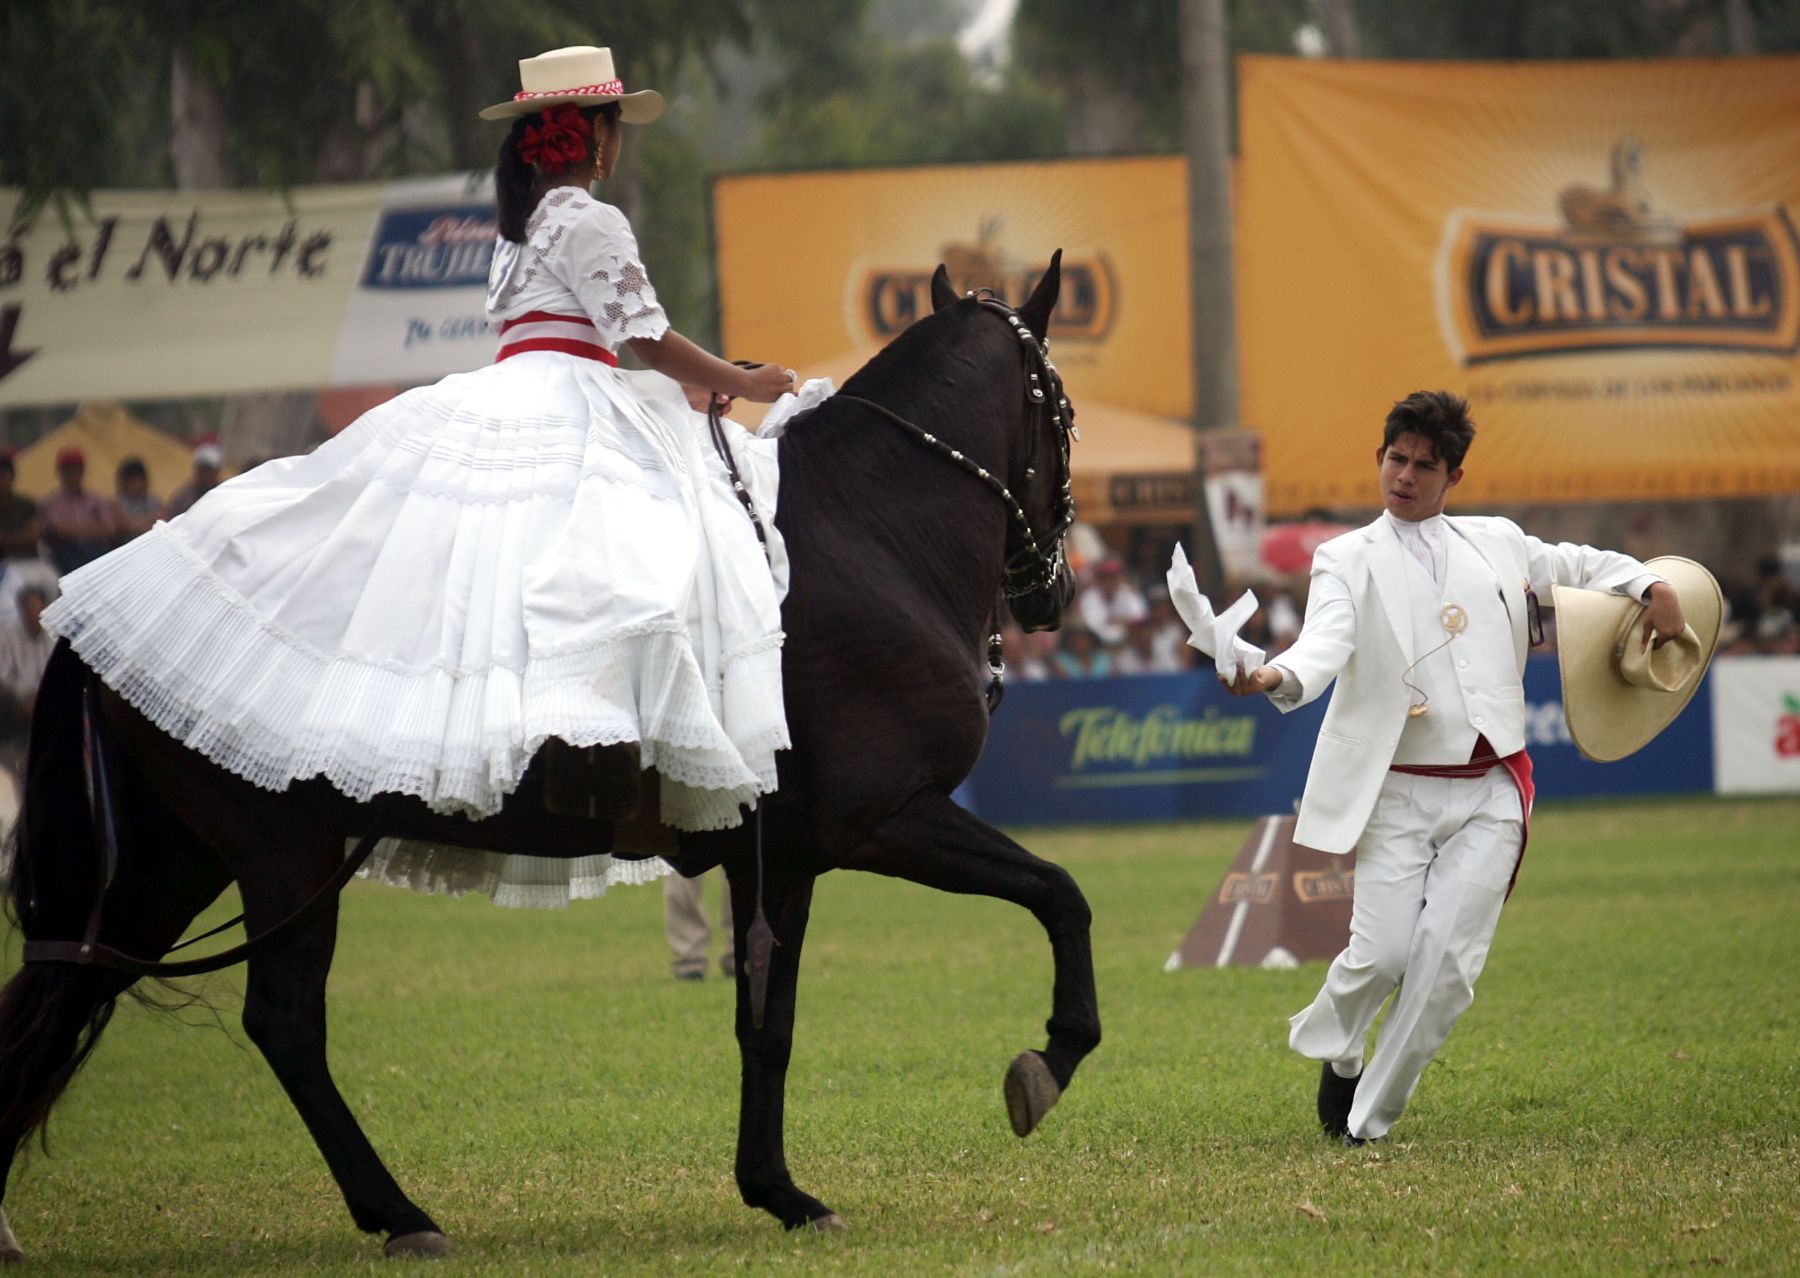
[117,456,148,483]
[1382,390,1476,470]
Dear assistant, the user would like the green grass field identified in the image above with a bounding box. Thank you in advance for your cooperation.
[3,795,1796,1275]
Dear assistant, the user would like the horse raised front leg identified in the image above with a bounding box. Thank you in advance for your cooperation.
[724,861,843,1232]
[236,835,445,1258]
[840,791,1100,1136]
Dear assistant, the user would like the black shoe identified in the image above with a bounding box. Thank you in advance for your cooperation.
[672,967,704,982]
[1342,1133,1367,1148]
[1317,1062,1359,1139]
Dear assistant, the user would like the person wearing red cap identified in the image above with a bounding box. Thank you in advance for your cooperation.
[38,447,116,576]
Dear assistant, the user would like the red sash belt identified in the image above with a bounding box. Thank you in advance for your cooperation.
[1391,735,1536,897]
[495,311,618,365]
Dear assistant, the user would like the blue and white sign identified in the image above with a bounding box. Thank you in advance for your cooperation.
[330,175,499,386]
[962,656,1714,826]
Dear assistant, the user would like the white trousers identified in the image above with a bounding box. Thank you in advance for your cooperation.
[1288,767,1523,1139]
[664,868,735,977]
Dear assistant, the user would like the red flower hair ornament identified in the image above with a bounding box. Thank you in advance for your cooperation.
[517,104,590,174]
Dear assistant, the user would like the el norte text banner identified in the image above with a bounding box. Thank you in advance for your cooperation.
[0,175,499,405]
[1237,55,1800,513]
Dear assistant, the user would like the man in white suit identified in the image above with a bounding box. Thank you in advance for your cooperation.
[1224,390,1685,1145]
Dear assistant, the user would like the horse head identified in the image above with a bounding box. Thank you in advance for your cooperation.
[928,253,1077,632]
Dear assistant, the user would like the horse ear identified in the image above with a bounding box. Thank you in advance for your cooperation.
[929,264,958,312]
[1020,249,1062,338]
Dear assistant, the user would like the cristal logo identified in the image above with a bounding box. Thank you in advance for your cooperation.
[857,217,1114,342]
[1435,137,1800,364]
[1777,693,1800,759]
[1218,872,1279,905]
[1293,869,1355,903]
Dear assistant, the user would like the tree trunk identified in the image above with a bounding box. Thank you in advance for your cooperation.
[1723,0,1757,54]
[1319,0,1363,57]
[1064,66,1146,155]
[1178,0,1240,598]
[169,45,319,461]
[169,45,234,190]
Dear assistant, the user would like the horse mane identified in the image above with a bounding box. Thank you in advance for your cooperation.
[786,300,1008,443]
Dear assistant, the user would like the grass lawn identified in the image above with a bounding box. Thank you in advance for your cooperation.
[2,794,1796,1275]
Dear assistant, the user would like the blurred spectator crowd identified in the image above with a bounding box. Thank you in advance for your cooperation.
[0,441,228,775]
[1001,524,1304,681]
[1720,557,1800,656]
[1004,521,1800,682]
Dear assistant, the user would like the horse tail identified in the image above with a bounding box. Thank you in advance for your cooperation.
[0,641,121,1168]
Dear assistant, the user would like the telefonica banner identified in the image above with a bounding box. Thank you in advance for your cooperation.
[960,659,1712,826]
[0,175,498,406]
[1236,55,1800,514]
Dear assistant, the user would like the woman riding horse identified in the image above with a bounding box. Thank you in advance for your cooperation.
[0,45,1099,1261]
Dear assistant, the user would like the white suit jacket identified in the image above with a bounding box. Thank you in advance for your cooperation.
[1272,514,1652,854]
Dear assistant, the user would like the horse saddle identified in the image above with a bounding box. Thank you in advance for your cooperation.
[537,739,678,858]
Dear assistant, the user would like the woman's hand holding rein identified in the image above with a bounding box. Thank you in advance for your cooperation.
[738,362,797,404]
[626,331,797,404]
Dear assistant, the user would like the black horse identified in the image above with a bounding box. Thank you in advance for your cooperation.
[0,257,1099,1259]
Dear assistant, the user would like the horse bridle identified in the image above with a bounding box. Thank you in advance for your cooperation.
[835,290,1079,600]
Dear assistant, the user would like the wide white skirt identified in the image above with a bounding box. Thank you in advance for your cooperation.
[44,353,789,906]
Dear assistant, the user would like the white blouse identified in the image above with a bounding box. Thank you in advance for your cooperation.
[485,187,671,351]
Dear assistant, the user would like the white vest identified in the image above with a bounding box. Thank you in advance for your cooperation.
[1392,529,1526,764]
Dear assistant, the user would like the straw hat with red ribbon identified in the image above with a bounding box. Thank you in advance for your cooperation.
[479,46,664,123]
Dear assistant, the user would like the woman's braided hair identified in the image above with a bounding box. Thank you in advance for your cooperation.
[494,102,620,243]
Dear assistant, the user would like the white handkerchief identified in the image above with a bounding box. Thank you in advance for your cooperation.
[1166,544,1268,679]
[755,377,837,439]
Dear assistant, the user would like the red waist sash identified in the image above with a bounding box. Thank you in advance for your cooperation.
[495,311,618,365]
[1391,735,1535,897]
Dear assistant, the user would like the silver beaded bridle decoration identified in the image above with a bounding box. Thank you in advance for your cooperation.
[833,289,1079,602]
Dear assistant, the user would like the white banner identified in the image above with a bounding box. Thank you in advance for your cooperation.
[0,175,498,406]
[327,175,498,387]
[1710,655,1800,794]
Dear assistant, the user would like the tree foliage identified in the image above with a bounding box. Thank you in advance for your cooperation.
[1,1,750,206]
[1011,0,1312,152]
[1350,0,1800,58]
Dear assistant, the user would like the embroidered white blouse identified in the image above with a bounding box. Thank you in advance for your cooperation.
[486,187,671,350]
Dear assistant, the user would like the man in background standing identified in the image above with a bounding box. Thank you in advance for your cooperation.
[112,456,163,542]
[166,440,224,517]
[0,453,54,609]
[0,585,55,775]
[39,448,116,576]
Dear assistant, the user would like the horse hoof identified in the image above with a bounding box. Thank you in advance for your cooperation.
[0,1206,21,1264]
[1004,1050,1062,1137]
[384,1230,451,1258]
[807,1212,849,1233]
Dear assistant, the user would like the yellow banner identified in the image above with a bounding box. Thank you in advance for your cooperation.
[714,156,1194,421]
[1237,55,1800,513]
